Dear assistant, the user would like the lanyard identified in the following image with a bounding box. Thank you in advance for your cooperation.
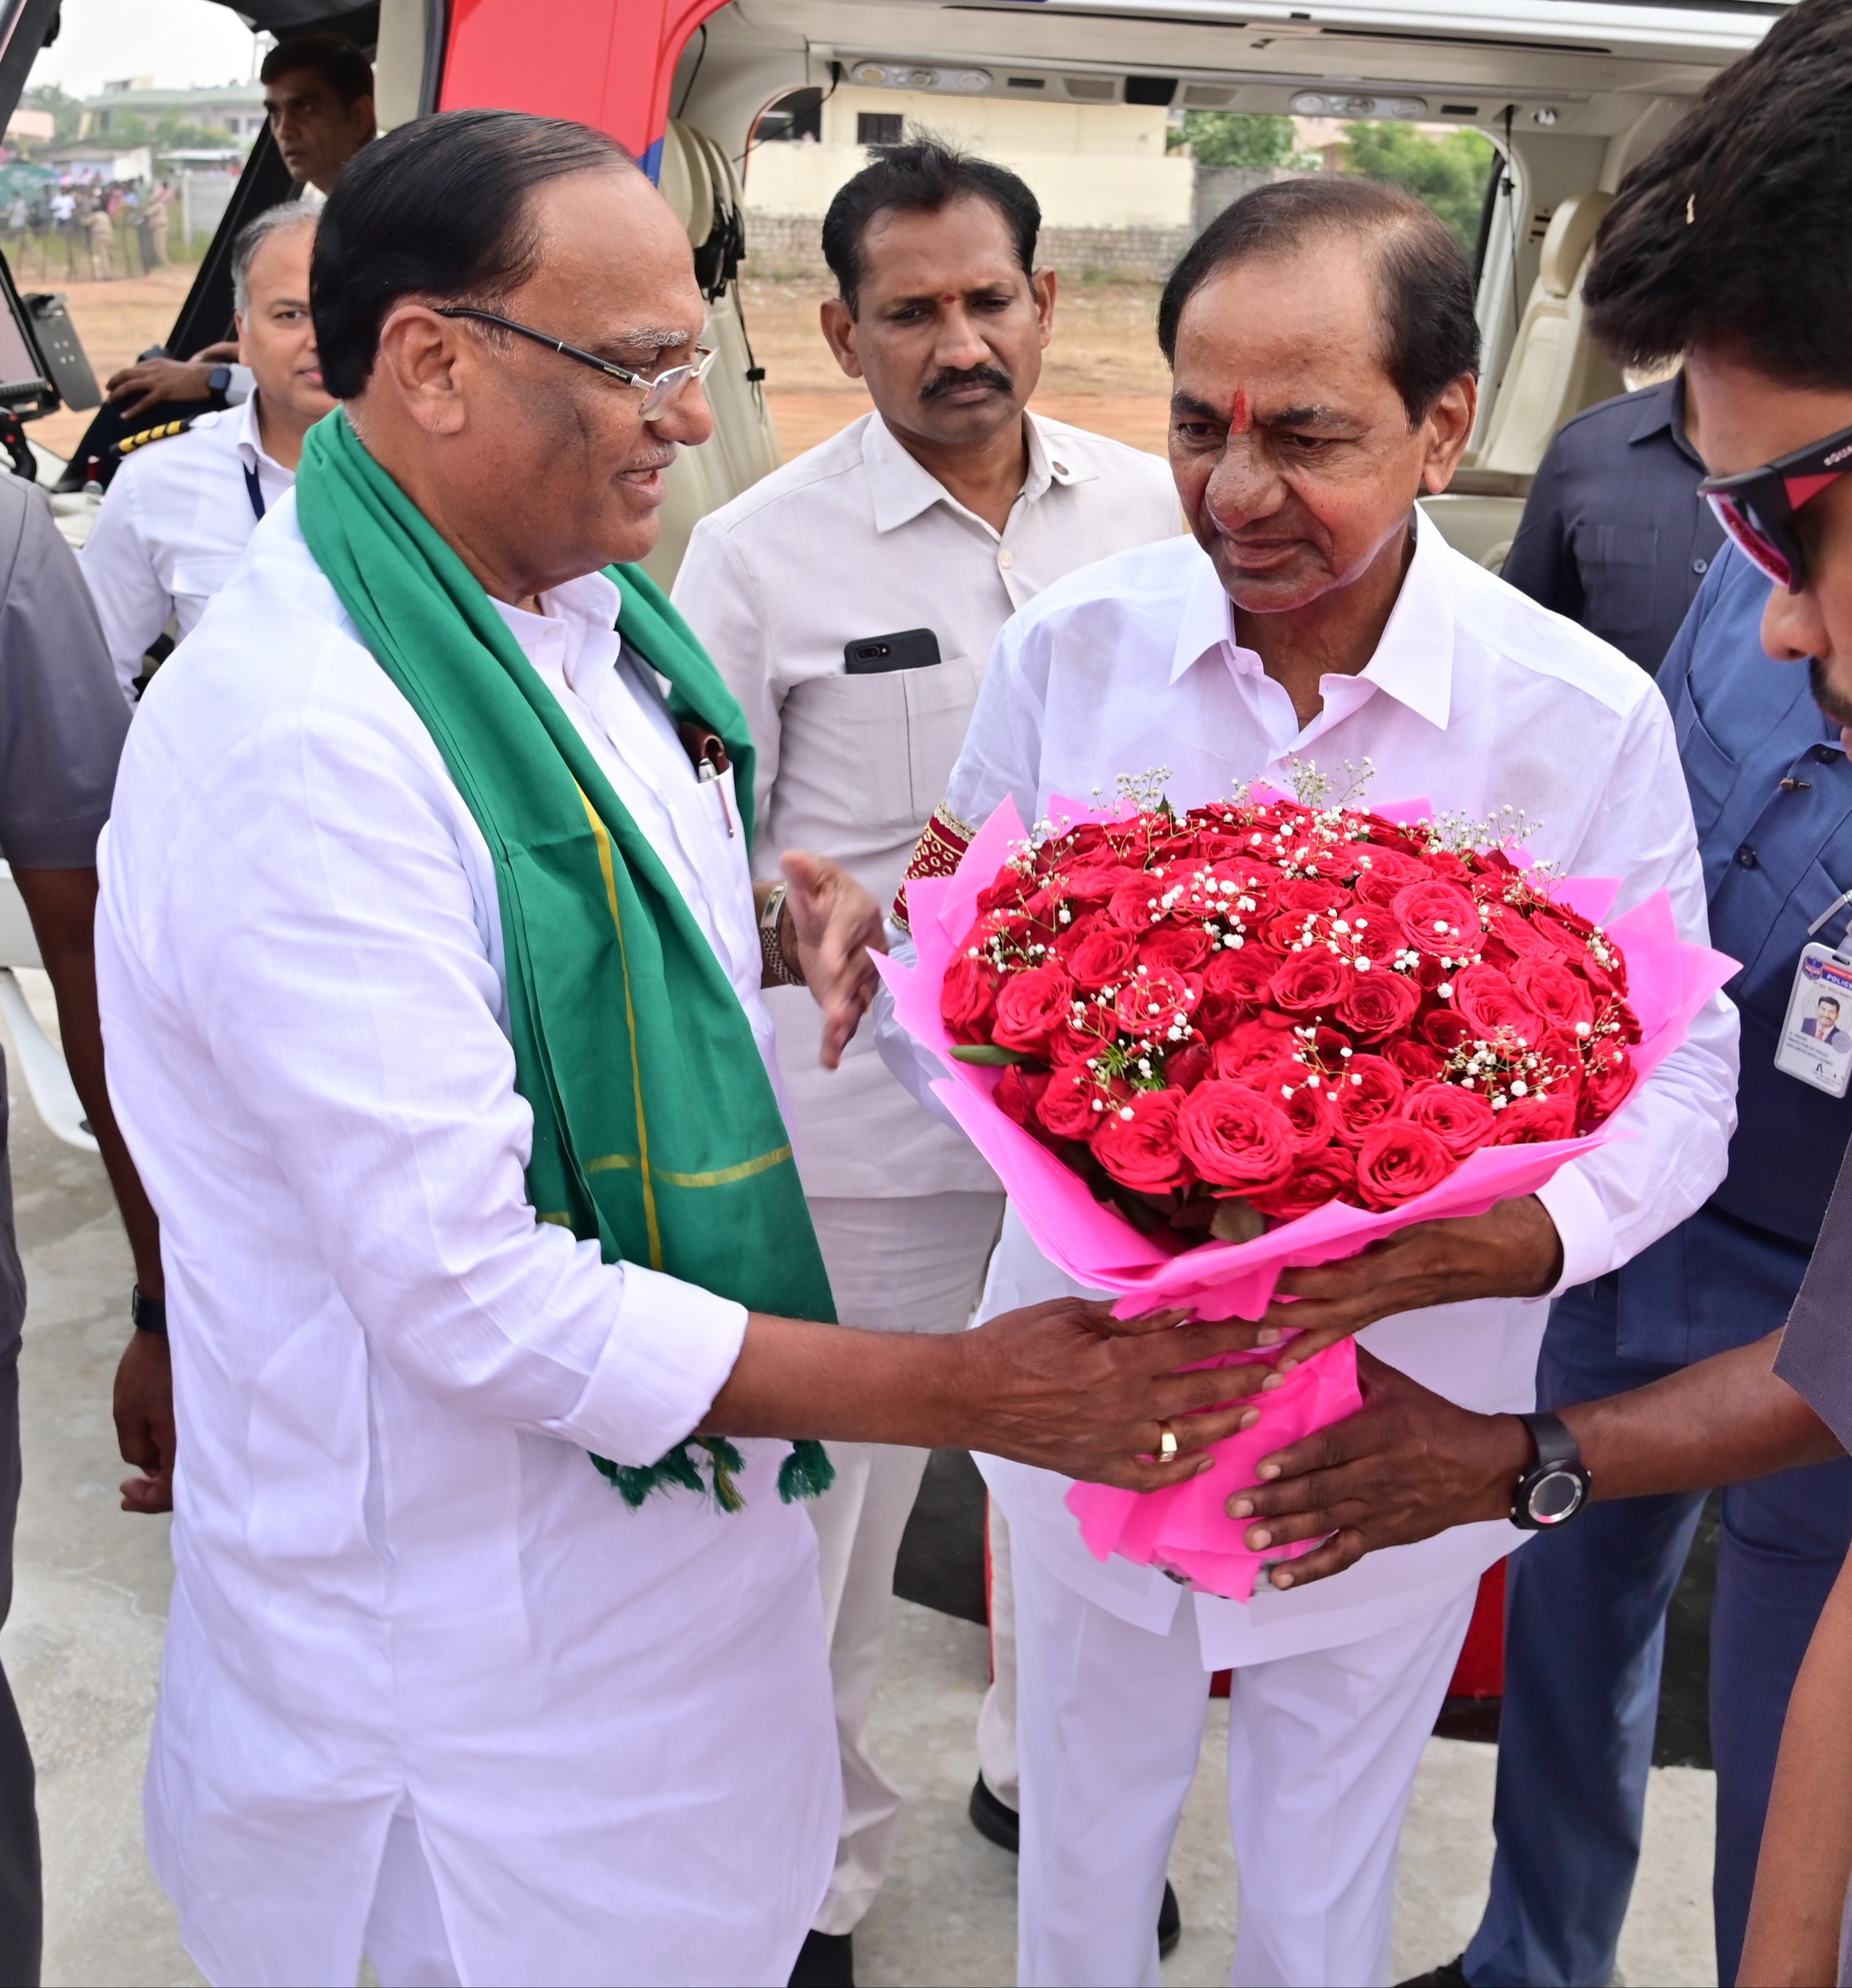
[243,462,265,521]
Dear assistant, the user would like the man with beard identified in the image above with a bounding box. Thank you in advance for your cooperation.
[1213,8,1852,1982]
[878,172,1737,1988]
[674,139,1179,1985]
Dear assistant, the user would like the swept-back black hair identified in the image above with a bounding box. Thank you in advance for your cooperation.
[313,109,631,400]
[260,32,374,107]
[1583,0,1852,388]
[821,138,1040,315]
[1156,177,1481,425]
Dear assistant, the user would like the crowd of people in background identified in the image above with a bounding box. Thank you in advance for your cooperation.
[3,177,175,281]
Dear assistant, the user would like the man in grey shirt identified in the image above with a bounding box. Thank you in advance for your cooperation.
[0,471,166,1987]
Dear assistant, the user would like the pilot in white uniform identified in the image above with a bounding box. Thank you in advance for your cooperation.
[80,203,333,704]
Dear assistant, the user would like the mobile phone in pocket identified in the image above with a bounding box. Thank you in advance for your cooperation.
[843,628,943,674]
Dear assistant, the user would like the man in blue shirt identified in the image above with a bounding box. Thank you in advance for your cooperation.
[1402,542,1852,1988]
[1503,371,1724,673]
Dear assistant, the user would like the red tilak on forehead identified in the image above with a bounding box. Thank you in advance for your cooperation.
[1230,386,1252,432]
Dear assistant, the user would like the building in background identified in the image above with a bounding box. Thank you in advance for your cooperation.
[80,81,265,143]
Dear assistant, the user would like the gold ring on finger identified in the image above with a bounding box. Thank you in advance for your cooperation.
[1156,1421,1178,1461]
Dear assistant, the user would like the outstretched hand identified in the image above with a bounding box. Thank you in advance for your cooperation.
[780,850,887,1068]
[1219,1346,1531,1588]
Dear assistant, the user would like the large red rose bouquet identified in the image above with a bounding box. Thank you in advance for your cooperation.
[876,783,1735,1598]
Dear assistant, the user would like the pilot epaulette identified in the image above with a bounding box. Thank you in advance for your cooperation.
[112,417,194,459]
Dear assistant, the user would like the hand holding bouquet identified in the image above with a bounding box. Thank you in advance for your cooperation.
[878,778,1734,1597]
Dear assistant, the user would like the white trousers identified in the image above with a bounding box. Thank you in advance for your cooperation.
[1014,1548,1478,1988]
[805,1191,1005,1936]
[978,1496,1019,1808]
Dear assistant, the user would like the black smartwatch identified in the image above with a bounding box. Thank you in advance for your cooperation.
[1509,1410,1590,1530]
[132,1285,167,1337]
[205,363,233,410]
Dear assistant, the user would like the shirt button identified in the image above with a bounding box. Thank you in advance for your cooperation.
[998,547,1015,570]
[1735,844,1758,868]
[1816,743,1841,764]
[1693,558,1708,575]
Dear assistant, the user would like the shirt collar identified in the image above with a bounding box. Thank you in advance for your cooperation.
[233,391,294,481]
[1626,372,1703,467]
[863,407,1093,533]
[1168,504,1456,732]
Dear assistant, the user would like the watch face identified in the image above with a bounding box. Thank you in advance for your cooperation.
[1526,1467,1587,1526]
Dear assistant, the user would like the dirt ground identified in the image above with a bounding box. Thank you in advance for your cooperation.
[27,263,1173,467]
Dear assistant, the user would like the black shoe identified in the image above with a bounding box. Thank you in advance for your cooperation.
[968,1772,1021,1852]
[1158,1878,1181,1959]
[788,1927,854,1988]
[1394,1959,1469,1988]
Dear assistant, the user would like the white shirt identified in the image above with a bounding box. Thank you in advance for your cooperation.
[893,510,1739,1667]
[675,409,1181,1199]
[79,395,293,704]
[95,499,837,1982]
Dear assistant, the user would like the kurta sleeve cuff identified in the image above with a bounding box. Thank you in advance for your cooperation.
[543,1263,748,1467]
[1534,1160,1614,1298]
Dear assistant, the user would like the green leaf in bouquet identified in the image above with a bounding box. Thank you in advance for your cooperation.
[949,1044,1031,1065]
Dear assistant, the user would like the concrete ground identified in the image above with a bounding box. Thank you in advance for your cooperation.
[0,977,1720,1987]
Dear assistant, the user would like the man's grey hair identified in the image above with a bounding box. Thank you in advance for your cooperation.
[232,203,317,316]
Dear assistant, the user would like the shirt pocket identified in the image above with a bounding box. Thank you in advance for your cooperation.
[1570,522,1660,640]
[780,655,980,843]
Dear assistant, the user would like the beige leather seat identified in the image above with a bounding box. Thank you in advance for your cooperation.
[1423,188,1626,567]
[640,120,783,591]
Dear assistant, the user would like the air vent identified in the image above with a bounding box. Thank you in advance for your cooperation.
[1064,75,1117,101]
[1440,103,1479,116]
[1182,84,1233,107]
[1124,74,1178,106]
[1007,75,1047,88]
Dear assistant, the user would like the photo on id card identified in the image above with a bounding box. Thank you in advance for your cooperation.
[1775,944,1852,1099]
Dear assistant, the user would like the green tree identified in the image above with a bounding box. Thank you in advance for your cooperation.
[1175,111,1300,169]
[21,82,82,143]
[1341,121,1497,251]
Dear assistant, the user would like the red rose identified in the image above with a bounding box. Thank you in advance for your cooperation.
[1336,968,1422,1042]
[1270,949,1352,1015]
[991,964,1077,1057]
[1582,1048,1637,1126]
[1482,902,1553,959]
[995,1065,1051,1132]
[1401,1080,1498,1158]
[1176,1081,1298,1190]
[1532,908,1627,994]
[1354,1120,1457,1209]
[1392,880,1486,958]
[1382,1037,1447,1083]
[1062,861,1145,903]
[1277,877,1349,916]
[1268,1068,1341,1155]
[1422,1007,1474,1053]
[1164,1042,1214,1091]
[976,875,1028,915]
[1451,963,1544,1047]
[1352,847,1430,908]
[1249,1143,1359,1220]
[1490,1093,1578,1145]
[1039,1065,1110,1140]
[1513,953,1596,1032]
[1052,909,1102,962]
[1107,874,1173,930]
[1139,923,1214,972]
[1329,1054,1408,1145]
[1211,1018,1298,1086]
[1341,908,1410,968]
[1113,965,1198,1038]
[1203,944,1286,1006]
[1091,1087,1194,1193]
[1532,1027,1587,1102]
[1066,926,1141,991]
[1047,1008,1113,1067]
[942,952,1001,1044]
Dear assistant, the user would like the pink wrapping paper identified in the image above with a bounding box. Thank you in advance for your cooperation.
[876,796,1739,1597]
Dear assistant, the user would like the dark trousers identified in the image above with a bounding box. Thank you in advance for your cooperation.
[1463,1288,1852,1988]
[0,1070,40,1988]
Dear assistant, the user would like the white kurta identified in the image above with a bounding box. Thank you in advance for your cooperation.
[95,497,838,1986]
[882,509,1740,1668]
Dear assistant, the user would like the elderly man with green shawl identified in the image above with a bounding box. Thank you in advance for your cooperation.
[94,111,1264,1988]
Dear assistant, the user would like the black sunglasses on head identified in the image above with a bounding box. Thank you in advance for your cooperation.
[1697,420,1852,592]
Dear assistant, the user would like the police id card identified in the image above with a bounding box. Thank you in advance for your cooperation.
[1776,944,1852,1098]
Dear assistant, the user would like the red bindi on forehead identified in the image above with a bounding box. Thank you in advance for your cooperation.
[1230,386,1252,432]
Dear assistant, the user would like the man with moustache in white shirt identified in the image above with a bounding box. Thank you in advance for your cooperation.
[674,140,1179,1983]
[880,175,1738,1988]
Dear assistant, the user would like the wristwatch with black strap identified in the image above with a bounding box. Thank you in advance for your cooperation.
[205,363,234,411]
[132,1285,167,1337]
[1509,1410,1591,1530]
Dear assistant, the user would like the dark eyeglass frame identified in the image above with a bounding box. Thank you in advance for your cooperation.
[434,306,717,421]
[1697,420,1852,594]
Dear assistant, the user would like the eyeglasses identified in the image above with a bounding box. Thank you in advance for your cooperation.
[434,307,717,421]
[1697,420,1852,593]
